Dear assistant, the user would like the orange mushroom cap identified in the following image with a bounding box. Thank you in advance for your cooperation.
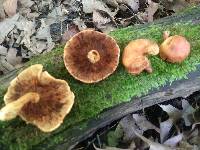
[1,64,75,132]
[122,39,159,75]
[160,34,190,63]
[63,30,120,83]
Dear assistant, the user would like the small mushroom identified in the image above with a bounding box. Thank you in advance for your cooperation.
[0,64,75,132]
[122,39,159,75]
[160,31,190,63]
[63,30,120,83]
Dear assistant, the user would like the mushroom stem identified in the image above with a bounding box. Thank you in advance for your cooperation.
[87,50,100,64]
[0,92,40,121]
[163,31,170,40]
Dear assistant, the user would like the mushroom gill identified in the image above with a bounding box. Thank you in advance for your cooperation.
[64,30,120,83]
[0,64,75,132]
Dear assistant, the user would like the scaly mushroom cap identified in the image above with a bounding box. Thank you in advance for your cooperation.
[4,64,75,132]
[64,30,120,83]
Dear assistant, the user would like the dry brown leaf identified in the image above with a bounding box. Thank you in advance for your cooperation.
[116,0,139,12]
[82,0,118,17]
[132,114,160,133]
[0,0,6,20]
[74,17,87,31]
[61,24,79,44]
[0,45,7,56]
[3,0,18,17]
[0,14,19,44]
[93,10,111,28]
[0,55,14,72]
[146,0,159,22]
[17,0,35,19]
[104,0,119,7]
[133,130,172,150]
[6,48,22,67]
[19,0,34,8]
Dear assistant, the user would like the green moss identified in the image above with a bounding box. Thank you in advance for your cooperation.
[0,22,200,150]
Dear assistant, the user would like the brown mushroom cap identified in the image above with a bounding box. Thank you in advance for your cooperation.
[160,35,190,63]
[3,64,75,132]
[63,30,120,83]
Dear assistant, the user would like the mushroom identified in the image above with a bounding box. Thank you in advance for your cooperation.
[160,31,190,63]
[63,30,120,83]
[0,64,75,132]
[122,39,159,75]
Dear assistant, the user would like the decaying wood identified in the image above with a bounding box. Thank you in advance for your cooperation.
[47,66,200,150]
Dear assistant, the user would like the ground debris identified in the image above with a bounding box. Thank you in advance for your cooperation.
[91,98,200,150]
[0,0,199,74]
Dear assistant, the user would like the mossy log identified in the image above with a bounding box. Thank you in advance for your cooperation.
[1,6,200,150]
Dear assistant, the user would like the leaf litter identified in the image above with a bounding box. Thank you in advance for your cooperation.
[0,0,198,74]
[90,97,200,150]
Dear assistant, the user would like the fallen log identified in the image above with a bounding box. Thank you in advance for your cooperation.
[0,5,200,150]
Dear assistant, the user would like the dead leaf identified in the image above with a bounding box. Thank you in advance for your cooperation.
[0,0,6,20]
[132,114,160,133]
[116,0,139,12]
[146,0,159,22]
[133,130,172,150]
[159,104,182,122]
[17,0,36,19]
[74,17,87,31]
[160,99,195,126]
[182,99,195,126]
[160,119,173,143]
[19,0,34,8]
[0,14,19,44]
[104,0,119,7]
[3,0,18,17]
[61,24,79,44]
[82,0,118,18]
[119,115,142,142]
[0,45,7,56]
[6,48,22,67]
[163,134,183,147]
[93,10,111,28]
[43,4,68,26]
[36,19,51,40]
[0,55,14,72]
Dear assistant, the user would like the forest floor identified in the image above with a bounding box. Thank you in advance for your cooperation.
[0,0,199,74]
[0,0,200,150]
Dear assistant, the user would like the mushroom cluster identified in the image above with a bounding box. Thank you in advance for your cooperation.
[121,31,190,75]
[64,30,120,83]
[0,30,191,133]
[0,64,75,132]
